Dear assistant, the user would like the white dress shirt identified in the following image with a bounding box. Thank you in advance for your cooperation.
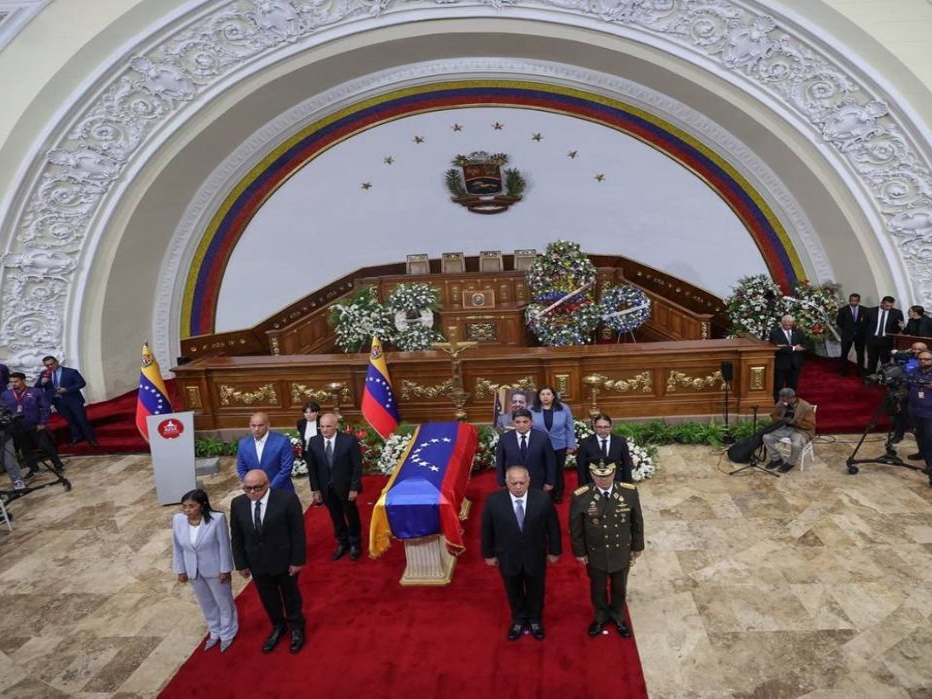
[303,420,318,443]
[508,491,527,519]
[254,431,269,462]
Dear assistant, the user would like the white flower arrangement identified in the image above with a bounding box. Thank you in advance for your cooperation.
[724,274,788,339]
[289,435,308,477]
[387,283,440,314]
[394,321,444,352]
[565,419,657,481]
[328,285,396,353]
[792,280,842,340]
[377,432,413,475]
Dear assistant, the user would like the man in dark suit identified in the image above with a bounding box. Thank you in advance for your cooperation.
[37,355,97,446]
[577,413,634,485]
[481,465,561,641]
[307,412,364,561]
[768,314,809,401]
[494,408,556,491]
[235,412,294,492]
[230,469,306,654]
[904,305,932,338]
[836,293,868,375]
[866,296,905,373]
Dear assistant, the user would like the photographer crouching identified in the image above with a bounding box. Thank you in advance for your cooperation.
[0,372,66,478]
[763,388,817,473]
[906,350,932,485]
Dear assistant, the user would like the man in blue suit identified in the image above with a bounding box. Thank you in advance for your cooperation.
[37,356,97,446]
[235,412,294,492]
[495,408,556,491]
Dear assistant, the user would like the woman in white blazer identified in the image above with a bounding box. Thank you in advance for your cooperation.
[172,489,239,652]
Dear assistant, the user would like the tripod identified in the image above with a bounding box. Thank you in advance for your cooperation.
[845,389,926,478]
[729,405,780,477]
[0,423,72,509]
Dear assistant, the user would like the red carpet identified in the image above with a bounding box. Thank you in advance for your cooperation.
[160,470,649,699]
[798,356,887,434]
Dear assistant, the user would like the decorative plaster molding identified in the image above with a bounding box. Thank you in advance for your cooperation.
[0,1,50,56]
[2,0,931,375]
[155,57,831,368]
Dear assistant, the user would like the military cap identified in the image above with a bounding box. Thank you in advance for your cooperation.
[589,459,616,477]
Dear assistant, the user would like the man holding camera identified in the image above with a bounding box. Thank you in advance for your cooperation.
[763,388,816,473]
[0,372,66,478]
[906,350,932,484]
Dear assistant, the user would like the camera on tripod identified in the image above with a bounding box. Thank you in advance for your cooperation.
[864,362,907,387]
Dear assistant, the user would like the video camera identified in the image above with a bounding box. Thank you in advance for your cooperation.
[0,403,18,429]
[865,363,907,387]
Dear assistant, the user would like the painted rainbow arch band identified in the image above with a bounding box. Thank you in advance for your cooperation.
[182,80,804,337]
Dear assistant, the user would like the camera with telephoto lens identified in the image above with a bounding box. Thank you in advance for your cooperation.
[865,363,907,387]
[0,403,17,429]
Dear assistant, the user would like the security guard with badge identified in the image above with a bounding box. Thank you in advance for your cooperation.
[570,459,644,637]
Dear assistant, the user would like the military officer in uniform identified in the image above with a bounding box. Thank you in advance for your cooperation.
[570,460,644,638]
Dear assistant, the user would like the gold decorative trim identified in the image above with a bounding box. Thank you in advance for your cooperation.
[701,321,710,340]
[185,386,202,409]
[555,374,570,396]
[473,376,537,398]
[401,378,455,399]
[219,383,279,406]
[592,371,653,394]
[465,322,497,342]
[666,369,725,393]
[750,366,766,390]
[291,382,351,404]
[269,336,281,356]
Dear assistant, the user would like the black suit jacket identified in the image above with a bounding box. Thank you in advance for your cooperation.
[835,305,868,341]
[295,417,321,453]
[865,306,904,340]
[577,435,634,484]
[230,489,306,577]
[306,431,363,500]
[495,429,556,489]
[904,316,932,338]
[480,488,561,577]
[768,326,809,370]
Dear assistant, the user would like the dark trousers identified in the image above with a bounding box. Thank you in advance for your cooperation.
[892,399,912,441]
[587,565,629,624]
[915,416,932,469]
[553,448,566,500]
[253,571,304,629]
[12,425,63,470]
[54,400,95,442]
[866,336,893,374]
[773,367,800,402]
[324,483,361,547]
[838,335,865,374]
[501,568,545,624]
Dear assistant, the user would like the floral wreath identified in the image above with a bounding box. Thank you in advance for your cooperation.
[386,283,443,352]
[525,240,599,347]
[327,285,395,353]
[599,285,652,334]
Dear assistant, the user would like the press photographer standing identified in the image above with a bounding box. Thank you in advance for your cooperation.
[0,372,66,476]
[906,350,932,485]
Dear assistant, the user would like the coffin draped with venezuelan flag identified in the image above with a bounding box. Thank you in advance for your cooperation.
[370,422,478,558]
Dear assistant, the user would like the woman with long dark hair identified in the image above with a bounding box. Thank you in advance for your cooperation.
[171,489,238,652]
[530,386,576,503]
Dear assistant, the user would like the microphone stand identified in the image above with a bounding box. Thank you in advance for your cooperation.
[729,405,780,477]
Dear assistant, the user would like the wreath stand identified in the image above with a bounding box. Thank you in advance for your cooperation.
[616,331,637,344]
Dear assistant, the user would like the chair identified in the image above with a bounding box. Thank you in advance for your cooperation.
[406,254,430,276]
[513,249,537,271]
[478,250,503,273]
[778,404,817,470]
[441,252,465,274]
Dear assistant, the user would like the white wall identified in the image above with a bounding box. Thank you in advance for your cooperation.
[216,107,765,330]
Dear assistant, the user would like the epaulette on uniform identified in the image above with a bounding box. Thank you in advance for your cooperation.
[619,482,637,490]
[574,485,589,496]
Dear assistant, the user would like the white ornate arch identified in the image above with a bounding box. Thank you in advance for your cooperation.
[3,0,931,385]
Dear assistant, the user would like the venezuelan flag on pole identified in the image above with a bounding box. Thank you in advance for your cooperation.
[135,343,172,442]
[361,336,401,439]
[370,422,478,558]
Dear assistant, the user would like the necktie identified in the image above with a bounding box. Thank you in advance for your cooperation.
[254,500,262,531]
[852,306,858,322]
[325,439,333,467]
[878,310,887,337]
[53,370,59,389]
[602,489,611,499]
[600,438,608,457]
[785,329,792,346]
[515,499,525,531]
[520,434,527,461]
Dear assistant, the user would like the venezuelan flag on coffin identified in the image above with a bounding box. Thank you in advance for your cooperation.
[370,422,478,558]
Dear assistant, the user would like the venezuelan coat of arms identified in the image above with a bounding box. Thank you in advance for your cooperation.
[444,151,526,214]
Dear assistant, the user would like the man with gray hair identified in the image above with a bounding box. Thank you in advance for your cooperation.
[763,388,816,473]
[768,314,809,402]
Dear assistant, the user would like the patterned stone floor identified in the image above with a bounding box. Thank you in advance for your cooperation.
[1,435,931,697]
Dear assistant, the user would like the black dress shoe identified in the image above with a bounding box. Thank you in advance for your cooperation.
[262,625,286,653]
[88,440,100,447]
[908,452,924,460]
[289,627,305,654]
[507,623,524,641]
[24,467,39,480]
[332,545,347,561]
[777,462,796,473]
[765,459,784,471]
[587,621,603,637]
[349,545,361,561]
[615,620,631,638]
[891,435,904,444]
[553,497,563,504]
[529,622,544,640]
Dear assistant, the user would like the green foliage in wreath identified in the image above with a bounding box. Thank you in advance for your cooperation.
[327,285,395,353]
[525,240,599,346]
[386,283,440,314]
